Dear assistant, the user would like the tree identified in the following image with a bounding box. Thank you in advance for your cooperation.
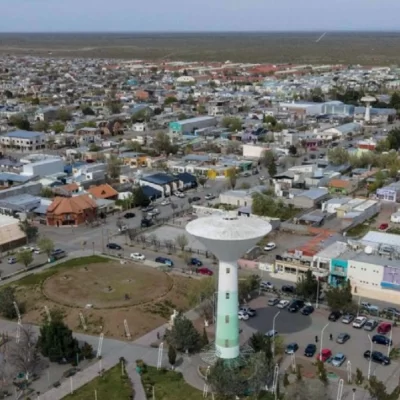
[261,150,275,169]
[355,367,364,385]
[368,376,400,400]
[249,332,268,353]
[8,325,41,380]
[31,96,40,105]
[107,154,122,180]
[316,359,328,384]
[326,280,355,312]
[386,128,400,151]
[56,108,72,122]
[296,365,303,381]
[164,96,178,105]
[33,120,49,132]
[285,379,331,400]
[40,187,54,198]
[296,270,319,301]
[166,314,202,353]
[152,132,172,154]
[80,342,94,360]
[82,106,95,116]
[197,104,207,114]
[267,161,277,178]
[226,167,237,190]
[51,121,65,133]
[175,234,188,251]
[126,141,142,152]
[132,186,150,207]
[37,310,80,363]
[0,287,21,319]
[9,115,30,131]
[4,90,13,98]
[106,93,122,114]
[222,116,242,132]
[38,236,55,258]
[17,250,33,269]
[288,145,297,156]
[18,219,38,243]
[168,345,177,368]
[328,147,350,165]
[197,176,207,188]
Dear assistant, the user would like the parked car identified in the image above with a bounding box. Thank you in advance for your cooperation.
[238,310,249,320]
[204,193,215,200]
[377,322,392,335]
[106,243,122,250]
[372,334,393,346]
[189,258,202,266]
[316,348,332,362]
[288,300,305,313]
[329,311,342,321]
[361,302,379,313]
[123,212,136,219]
[7,257,16,264]
[379,223,389,231]
[304,344,317,357]
[161,199,171,206]
[353,316,367,329]
[281,285,296,294]
[141,219,153,228]
[363,350,390,365]
[364,319,378,332]
[277,299,290,309]
[130,253,145,261]
[342,314,355,324]
[155,257,174,267]
[260,281,274,290]
[383,307,400,317]
[268,298,280,306]
[285,343,299,354]
[336,333,350,344]
[141,205,154,212]
[240,307,256,317]
[265,330,278,338]
[301,305,314,316]
[264,242,276,251]
[148,208,160,217]
[331,353,346,367]
[197,267,213,276]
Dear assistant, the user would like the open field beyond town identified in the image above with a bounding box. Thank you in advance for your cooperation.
[3,32,400,64]
[11,256,202,340]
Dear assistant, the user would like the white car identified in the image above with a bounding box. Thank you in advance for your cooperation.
[177,192,185,198]
[161,199,171,206]
[148,208,160,217]
[260,281,274,290]
[264,242,276,251]
[238,310,249,320]
[130,253,145,261]
[277,299,290,309]
[33,248,42,254]
[204,193,215,200]
[353,316,367,329]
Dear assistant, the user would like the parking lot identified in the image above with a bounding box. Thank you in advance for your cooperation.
[244,295,400,394]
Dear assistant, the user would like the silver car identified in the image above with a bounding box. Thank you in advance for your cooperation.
[364,319,378,331]
[336,333,350,344]
[342,314,355,324]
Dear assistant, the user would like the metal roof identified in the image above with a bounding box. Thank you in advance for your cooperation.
[3,130,43,139]
[141,173,178,185]
[0,172,32,183]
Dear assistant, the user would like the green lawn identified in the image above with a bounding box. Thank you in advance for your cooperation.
[63,364,133,400]
[141,366,204,400]
[15,256,108,286]
[346,223,371,238]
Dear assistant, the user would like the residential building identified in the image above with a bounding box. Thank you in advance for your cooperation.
[0,130,46,151]
[168,116,217,136]
[0,214,26,252]
[87,184,118,200]
[46,194,98,227]
[34,106,58,122]
[376,182,400,202]
[139,173,181,197]
[21,157,64,178]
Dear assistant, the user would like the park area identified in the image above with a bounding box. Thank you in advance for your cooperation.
[10,256,203,340]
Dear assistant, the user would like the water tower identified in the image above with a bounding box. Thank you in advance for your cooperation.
[186,214,271,360]
[361,95,376,123]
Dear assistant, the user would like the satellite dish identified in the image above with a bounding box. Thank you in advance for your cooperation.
[364,246,373,255]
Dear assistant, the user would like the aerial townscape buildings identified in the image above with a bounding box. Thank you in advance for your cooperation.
[2,54,400,399]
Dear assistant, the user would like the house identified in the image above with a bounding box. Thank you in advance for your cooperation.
[139,173,181,197]
[119,152,148,168]
[322,122,362,139]
[328,177,359,195]
[168,116,217,137]
[0,130,46,151]
[376,182,400,202]
[46,194,98,227]
[87,184,118,200]
[34,106,58,122]
[391,211,400,224]
[0,194,41,215]
[290,188,329,209]
[21,158,64,178]
[176,172,197,190]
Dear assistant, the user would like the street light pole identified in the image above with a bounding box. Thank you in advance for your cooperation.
[367,334,373,380]
[320,323,330,360]
[316,277,320,309]
[387,327,393,357]
[352,388,356,400]
[272,311,281,358]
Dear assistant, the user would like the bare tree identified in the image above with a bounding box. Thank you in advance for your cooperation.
[8,325,42,381]
[175,234,188,251]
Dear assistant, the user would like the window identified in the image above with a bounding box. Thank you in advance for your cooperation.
[226,268,230,274]
[225,339,229,347]
[225,315,229,323]
[225,293,230,300]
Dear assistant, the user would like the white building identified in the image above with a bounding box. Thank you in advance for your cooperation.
[21,157,64,178]
[0,130,46,151]
[242,143,270,158]
[132,122,147,132]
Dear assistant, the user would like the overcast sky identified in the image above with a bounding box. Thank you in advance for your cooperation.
[2,0,400,32]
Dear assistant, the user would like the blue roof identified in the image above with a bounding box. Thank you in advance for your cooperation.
[3,130,43,139]
[141,173,178,185]
[176,172,197,184]
[183,154,211,162]
[0,172,32,183]
[141,185,162,199]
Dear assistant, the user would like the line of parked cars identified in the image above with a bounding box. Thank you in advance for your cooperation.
[268,297,315,315]
[328,311,392,334]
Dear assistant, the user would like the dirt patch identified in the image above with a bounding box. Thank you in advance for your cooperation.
[14,260,204,340]
[42,262,172,308]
